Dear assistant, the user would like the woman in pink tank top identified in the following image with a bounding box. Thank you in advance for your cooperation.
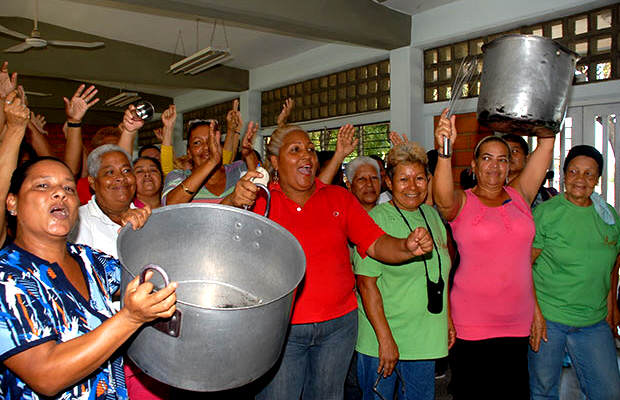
[431,109,555,399]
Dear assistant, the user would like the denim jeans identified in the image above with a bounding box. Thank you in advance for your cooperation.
[528,319,620,400]
[255,309,357,400]
[356,352,435,400]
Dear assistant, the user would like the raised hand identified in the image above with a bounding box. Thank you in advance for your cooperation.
[0,62,17,99]
[389,131,409,147]
[64,84,99,123]
[277,98,294,127]
[206,121,222,166]
[240,121,258,158]
[435,108,457,150]
[4,91,30,130]
[335,124,358,157]
[153,127,164,142]
[161,104,177,129]
[121,104,145,133]
[29,113,47,135]
[226,99,242,133]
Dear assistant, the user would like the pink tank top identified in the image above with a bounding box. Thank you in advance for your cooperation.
[449,187,535,340]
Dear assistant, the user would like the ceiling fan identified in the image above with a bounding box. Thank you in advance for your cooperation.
[0,0,104,53]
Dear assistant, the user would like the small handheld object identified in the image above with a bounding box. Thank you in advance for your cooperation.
[132,100,154,121]
[442,135,451,158]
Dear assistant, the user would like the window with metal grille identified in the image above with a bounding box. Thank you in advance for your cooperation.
[181,98,239,139]
[261,60,390,127]
[262,122,390,163]
[424,4,619,103]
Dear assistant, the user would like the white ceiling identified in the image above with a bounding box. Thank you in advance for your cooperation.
[380,0,463,15]
[0,0,458,99]
[0,0,325,71]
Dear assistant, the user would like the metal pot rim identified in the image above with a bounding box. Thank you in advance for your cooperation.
[481,33,580,60]
[118,202,307,311]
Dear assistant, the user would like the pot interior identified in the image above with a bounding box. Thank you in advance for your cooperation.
[118,203,306,309]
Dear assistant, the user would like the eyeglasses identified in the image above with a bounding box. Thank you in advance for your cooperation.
[372,367,406,400]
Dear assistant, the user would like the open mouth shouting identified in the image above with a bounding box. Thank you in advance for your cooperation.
[49,203,70,219]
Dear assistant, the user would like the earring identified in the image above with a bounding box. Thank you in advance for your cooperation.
[273,169,279,182]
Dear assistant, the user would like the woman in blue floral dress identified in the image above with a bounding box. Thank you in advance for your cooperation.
[0,91,177,400]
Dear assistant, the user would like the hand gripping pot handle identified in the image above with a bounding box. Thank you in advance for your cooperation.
[140,264,182,338]
[243,183,270,217]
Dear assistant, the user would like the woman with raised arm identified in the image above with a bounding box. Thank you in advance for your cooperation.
[432,109,554,399]
[226,125,434,400]
[162,120,259,205]
[0,91,28,246]
[0,94,176,400]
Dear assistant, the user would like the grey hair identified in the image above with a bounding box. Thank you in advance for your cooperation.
[87,144,133,177]
[345,156,381,184]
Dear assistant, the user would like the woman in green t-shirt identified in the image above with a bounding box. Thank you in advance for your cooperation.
[529,145,620,400]
[354,142,453,400]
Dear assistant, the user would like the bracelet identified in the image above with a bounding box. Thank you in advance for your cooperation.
[67,121,81,128]
[181,181,196,195]
[437,152,451,159]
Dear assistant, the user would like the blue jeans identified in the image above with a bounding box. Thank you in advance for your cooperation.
[255,310,357,400]
[356,352,435,400]
[528,319,620,400]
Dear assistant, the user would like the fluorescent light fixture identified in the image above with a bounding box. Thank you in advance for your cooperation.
[168,47,231,75]
[105,92,141,107]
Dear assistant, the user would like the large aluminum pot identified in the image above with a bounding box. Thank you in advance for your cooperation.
[477,34,579,136]
[117,203,306,391]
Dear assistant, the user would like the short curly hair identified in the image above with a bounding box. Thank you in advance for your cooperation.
[386,142,428,179]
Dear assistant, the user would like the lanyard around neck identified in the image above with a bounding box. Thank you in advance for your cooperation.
[390,201,442,279]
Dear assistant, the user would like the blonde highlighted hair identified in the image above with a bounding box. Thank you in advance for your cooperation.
[386,142,428,178]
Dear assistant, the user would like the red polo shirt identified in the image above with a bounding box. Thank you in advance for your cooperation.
[256,180,384,324]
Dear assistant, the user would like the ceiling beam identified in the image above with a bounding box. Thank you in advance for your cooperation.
[77,0,412,50]
[0,17,249,92]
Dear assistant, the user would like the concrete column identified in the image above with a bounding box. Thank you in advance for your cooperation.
[389,46,412,139]
[409,47,427,148]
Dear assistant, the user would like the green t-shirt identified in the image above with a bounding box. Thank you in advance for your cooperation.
[532,194,620,327]
[354,203,451,359]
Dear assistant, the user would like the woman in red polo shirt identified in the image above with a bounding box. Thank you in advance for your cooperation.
[230,125,434,400]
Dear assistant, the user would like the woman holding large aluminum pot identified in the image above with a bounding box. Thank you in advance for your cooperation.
[354,142,453,400]
[432,109,554,398]
[230,124,434,400]
[0,92,176,400]
[529,145,620,400]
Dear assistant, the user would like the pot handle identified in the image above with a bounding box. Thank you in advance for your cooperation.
[139,264,182,338]
[243,183,271,217]
[140,263,170,286]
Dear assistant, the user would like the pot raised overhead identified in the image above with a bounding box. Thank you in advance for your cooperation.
[477,34,579,136]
